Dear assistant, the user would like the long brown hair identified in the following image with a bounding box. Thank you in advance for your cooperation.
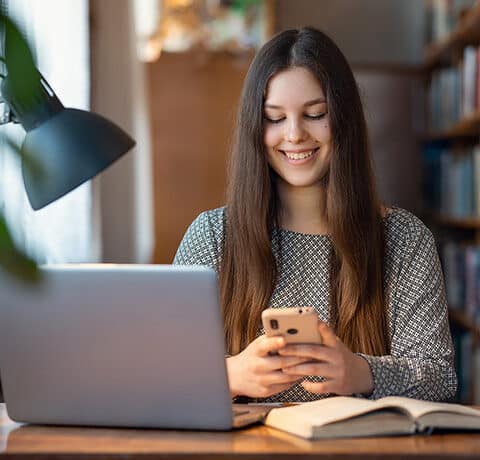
[220,27,390,357]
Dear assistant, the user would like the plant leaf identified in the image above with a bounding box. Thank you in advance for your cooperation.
[0,13,39,283]
[1,13,42,112]
[0,215,40,283]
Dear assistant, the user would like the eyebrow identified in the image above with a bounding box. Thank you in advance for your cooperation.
[264,98,326,109]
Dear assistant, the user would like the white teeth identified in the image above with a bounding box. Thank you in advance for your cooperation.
[284,149,315,160]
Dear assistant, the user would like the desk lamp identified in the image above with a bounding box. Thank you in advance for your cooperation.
[0,16,135,210]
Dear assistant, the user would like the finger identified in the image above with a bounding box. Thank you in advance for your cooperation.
[260,370,304,386]
[282,362,336,378]
[257,336,286,357]
[267,382,300,395]
[278,343,336,362]
[301,379,338,395]
[317,321,340,347]
[265,355,310,371]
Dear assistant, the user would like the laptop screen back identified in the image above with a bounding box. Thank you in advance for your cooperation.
[0,264,233,429]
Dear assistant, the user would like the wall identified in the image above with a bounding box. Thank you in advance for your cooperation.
[276,0,425,65]
[148,52,252,263]
[355,70,423,211]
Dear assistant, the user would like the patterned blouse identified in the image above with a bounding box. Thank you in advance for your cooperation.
[173,206,457,403]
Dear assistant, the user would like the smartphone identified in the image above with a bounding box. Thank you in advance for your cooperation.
[261,307,322,344]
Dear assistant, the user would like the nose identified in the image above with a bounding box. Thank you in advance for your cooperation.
[286,119,307,143]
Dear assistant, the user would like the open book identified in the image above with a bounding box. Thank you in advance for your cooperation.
[263,396,480,439]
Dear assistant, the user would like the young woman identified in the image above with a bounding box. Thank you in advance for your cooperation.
[173,27,457,403]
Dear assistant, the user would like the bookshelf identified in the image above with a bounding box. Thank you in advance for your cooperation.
[434,214,480,229]
[423,0,480,403]
[426,109,480,140]
[425,0,480,69]
[449,309,480,340]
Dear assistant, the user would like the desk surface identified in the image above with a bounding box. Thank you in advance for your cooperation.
[1,404,480,459]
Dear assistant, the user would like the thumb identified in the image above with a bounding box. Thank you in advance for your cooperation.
[318,321,339,347]
[258,335,286,357]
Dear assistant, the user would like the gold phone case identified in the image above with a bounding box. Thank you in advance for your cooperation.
[261,307,322,344]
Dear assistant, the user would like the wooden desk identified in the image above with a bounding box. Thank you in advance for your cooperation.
[1,404,480,459]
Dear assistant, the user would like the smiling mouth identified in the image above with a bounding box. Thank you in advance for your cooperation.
[279,148,319,160]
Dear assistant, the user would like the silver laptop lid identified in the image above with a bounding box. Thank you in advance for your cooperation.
[0,264,233,429]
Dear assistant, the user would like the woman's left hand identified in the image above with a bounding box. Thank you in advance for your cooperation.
[278,321,374,396]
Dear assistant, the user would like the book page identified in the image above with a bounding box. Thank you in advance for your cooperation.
[373,396,480,419]
[311,410,415,439]
[418,412,480,431]
[265,396,397,431]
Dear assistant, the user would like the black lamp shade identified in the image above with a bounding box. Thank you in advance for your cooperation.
[21,108,134,210]
[1,64,135,210]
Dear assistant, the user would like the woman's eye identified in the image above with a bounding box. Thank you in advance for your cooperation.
[306,113,327,120]
[264,116,285,124]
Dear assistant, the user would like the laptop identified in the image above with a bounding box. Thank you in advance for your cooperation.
[0,264,270,429]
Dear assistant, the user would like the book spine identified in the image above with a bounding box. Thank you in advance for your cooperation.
[473,145,480,216]
[463,46,477,118]
[423,143,480,218]
[477,46,480,111]
[465,245,477,318]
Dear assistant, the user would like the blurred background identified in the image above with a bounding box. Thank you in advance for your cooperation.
[1,0,479,403]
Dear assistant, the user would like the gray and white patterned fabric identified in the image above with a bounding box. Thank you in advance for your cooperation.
[173,206,457,403]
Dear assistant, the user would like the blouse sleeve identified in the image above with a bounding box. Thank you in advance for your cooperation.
[172,210,222,271]
[358,225,457,402]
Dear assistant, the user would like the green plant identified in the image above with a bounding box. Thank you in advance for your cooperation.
[0,13,41,282]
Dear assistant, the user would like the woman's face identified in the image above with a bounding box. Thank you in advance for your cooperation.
[263,66,332,189]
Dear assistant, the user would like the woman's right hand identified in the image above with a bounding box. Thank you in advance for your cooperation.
[226,335,307,398]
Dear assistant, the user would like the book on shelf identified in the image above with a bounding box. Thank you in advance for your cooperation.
[427,47,479,132]
[460,331,474,401]
[474,347,480,403]
[263,395,480,439]
[422,143,480,218]
[452,329,474,402]
[477,47,480,109]
[440,241,480,317]
[428,67,461,131]
[426,18,480,132]
[465,246,480,317]
[441,240,466,308]
[474,145,480,216]
[463,45,478,117]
